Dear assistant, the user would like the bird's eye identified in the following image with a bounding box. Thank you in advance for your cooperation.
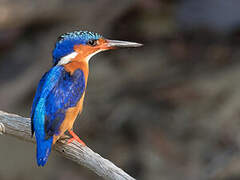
[87,39,97,46]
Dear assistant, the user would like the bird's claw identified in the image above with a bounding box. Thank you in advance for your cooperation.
[67,130,86,146]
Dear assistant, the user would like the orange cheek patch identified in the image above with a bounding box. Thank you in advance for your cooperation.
[74,45,96,57]
[97,38,113,50]
[97,38,107,45]
[72,39,111,62]
[73,44,105,59]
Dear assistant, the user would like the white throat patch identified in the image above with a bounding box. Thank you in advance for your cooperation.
[57,52,78,65]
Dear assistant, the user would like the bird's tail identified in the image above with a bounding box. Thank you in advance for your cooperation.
[36,137,53,166]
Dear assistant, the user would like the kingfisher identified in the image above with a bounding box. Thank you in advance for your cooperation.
[31,30,142,166]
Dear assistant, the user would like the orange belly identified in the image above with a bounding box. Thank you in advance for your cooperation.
[53,93,85,144]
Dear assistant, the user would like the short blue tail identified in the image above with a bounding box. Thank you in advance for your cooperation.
[36,137,53,166]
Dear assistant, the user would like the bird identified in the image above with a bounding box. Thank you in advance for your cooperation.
[31,30,142,166]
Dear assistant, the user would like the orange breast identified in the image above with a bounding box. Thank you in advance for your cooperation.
[53,60,89,144]
[64,61,89,82]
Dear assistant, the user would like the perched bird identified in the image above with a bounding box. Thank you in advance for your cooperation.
[31,30,142,166]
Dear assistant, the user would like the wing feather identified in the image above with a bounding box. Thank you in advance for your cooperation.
[31,72,49,136]
[44,68,85,138]
[31,66,85,139]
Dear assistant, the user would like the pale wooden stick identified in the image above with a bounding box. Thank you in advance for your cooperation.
[0,110,135,180]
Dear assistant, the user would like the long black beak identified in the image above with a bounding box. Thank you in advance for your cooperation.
[106,39,143,48]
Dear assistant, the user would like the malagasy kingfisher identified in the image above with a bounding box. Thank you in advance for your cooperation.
[31,30,142,166]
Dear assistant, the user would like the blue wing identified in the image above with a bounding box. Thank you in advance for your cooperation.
[31,72,49,136]
[31,66,65,166]
[31,65,85,139]
[44,68,85,138]
[31,66,63,136]
[31,65,85,166]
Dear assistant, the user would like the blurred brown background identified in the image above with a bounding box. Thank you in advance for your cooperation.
[1,0,240,180]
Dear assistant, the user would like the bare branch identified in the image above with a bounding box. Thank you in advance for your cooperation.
[0,110,135,180]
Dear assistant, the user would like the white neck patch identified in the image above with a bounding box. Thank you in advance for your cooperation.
[57,49,104,65]
[57,52,78,65]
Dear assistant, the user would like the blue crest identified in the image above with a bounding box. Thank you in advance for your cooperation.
[52,31,103,65]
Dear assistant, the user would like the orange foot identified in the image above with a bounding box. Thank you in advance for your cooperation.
[67,130,86,146]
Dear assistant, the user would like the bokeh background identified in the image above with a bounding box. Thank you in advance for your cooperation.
[1,0,240,179]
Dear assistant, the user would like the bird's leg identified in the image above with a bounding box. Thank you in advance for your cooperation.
[67,129,86,146]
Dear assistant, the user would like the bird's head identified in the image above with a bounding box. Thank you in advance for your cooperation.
[52,31,142,65]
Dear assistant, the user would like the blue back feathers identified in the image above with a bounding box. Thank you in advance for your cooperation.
[44,68,85,137]
[32,66,85,138]
[31,65,85,166]
[52,31,102,65]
